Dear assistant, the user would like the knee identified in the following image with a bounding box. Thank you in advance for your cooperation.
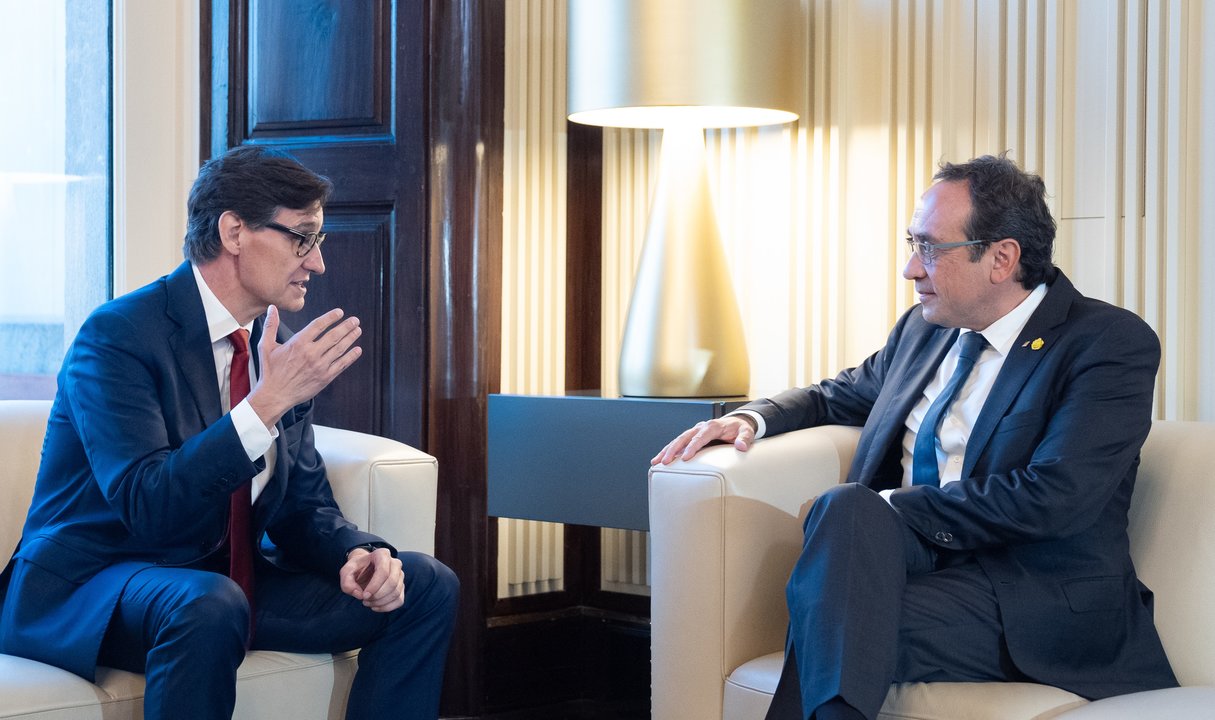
[801,482,891,536]
[820,481,874,507]
[163,574,250,644]
[401,553,459,616]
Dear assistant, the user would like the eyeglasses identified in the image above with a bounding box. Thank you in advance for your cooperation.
[904,236,989,266]
[264,221,326,257]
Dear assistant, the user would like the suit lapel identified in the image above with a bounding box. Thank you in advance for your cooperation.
[852,323,957,485]
[249,316,264,376]
[964,271,1076,472]
[884,327,958,430]
[165,262,223,426]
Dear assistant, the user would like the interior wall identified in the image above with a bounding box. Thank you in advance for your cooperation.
[593,0,1215,420]
[112,0,200,295]
[502,0,567,399]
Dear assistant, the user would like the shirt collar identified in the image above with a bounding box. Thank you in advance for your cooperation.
[191,262,255,344]
[971,282,1048,357]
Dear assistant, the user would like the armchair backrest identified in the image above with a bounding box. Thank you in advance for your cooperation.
[0,400,52,558]
[1128,420,1215,686]
[0,400,439,562]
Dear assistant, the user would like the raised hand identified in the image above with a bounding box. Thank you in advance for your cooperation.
[246,304,363,427]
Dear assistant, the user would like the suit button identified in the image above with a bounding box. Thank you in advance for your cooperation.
[934,531,954,543]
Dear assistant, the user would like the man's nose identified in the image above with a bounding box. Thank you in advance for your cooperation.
[303,245,326,274]
[902,251,924,280]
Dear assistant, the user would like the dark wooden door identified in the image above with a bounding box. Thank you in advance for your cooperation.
[205,3,505,716]
[203,0,427,445]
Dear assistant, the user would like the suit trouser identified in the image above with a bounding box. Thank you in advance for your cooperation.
[764,484,1026,720]
[98,551,458,720]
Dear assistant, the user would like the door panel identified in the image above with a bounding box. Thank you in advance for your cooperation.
[279,208,394,435]
[247,0,387,133]
[205,3,505,715]
[205,0,426,443]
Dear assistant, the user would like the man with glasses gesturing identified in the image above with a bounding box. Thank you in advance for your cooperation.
[0,146,457,720]
[653,155,1177,720]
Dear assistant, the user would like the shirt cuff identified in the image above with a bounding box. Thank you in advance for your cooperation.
[231,399,276,462]
[728,409,766,439]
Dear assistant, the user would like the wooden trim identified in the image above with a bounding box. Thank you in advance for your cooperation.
[565,121,603,391]
[427,1,504,715]
[198,0,212,164]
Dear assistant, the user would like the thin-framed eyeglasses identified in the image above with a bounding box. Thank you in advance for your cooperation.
[265,221,326,257]
[904,235,989,266]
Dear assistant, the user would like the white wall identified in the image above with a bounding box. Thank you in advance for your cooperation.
[113,0,200,295]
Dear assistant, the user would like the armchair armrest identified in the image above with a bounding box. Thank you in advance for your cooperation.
[649,425,861,720]
[314,425,438,556]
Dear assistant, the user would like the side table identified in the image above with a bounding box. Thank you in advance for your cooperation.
[487,393,746,531]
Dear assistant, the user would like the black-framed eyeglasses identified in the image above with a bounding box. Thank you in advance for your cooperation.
[265,221,326,257]
[904,236,990,266]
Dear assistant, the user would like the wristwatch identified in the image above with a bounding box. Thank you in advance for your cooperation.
[346,543,380,558]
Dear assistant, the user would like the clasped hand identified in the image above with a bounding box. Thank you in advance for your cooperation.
[340,547,406,612]
[247,305,362,427]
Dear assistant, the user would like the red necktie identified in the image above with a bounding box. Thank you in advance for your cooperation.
[226,330,256,616]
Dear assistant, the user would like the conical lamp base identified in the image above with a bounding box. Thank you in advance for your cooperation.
[618,127,750,398]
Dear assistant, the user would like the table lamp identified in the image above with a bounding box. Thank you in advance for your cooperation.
[566,0,803,397]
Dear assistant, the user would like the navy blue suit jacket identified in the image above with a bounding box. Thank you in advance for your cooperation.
[743,269,1177,699]
[0,262,386,680]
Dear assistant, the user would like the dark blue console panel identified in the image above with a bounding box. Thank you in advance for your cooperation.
[487,393,744,531]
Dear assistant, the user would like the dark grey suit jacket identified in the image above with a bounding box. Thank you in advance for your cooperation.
[742,268,1177,699]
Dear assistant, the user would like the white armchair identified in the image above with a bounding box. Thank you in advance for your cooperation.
[0,400,439,720]
[649,421,1215,719]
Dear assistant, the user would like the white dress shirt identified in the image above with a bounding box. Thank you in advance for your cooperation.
[897,282,1047,488]
[734,283,1048,497]
[191,263,277,502]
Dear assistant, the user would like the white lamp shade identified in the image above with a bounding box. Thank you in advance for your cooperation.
[567,0,804,129]
[565,0,805,397]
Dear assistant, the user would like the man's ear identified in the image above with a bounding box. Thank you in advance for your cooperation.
[217,210,244,255]
[988,238,1022,284]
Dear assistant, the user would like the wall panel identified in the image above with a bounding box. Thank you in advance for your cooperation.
[587,0,1214,421]
[500,0,567,599]
[1200,1,1215,420]
[205,0,429,440]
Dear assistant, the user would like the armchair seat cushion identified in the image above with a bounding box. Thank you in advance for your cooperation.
[0,651,358,720]
[722,653,1088,720]
[1050,686,1215,719]
[875,682,1087,720]
[723,652,784,720]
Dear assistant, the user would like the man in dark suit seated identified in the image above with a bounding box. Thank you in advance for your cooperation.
[653,155,1177,720]
[0,146,458,720]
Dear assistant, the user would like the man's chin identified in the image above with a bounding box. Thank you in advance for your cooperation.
[920,306,952,327]
[279,298,307,314]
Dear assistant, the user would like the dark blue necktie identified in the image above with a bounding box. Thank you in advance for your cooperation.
[912,331,987,487]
